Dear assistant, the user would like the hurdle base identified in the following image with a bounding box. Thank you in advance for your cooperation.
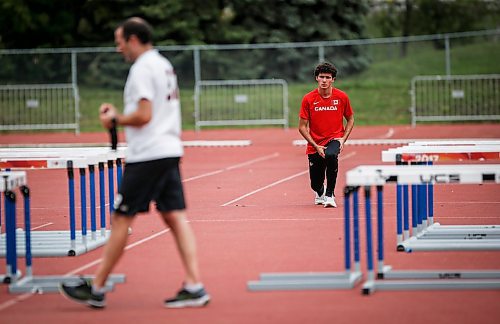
[362,279,500,295]
[397,236,500,252]
[8,273,126,294]
[247,271,363,291]
[376,265,393,279]
[1,269,22,284]
[363,267,500,295]
[381,269,500,280]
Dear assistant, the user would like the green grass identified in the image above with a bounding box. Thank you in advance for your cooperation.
[77,40,500,132]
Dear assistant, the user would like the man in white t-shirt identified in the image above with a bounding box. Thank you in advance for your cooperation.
[60,17,210,309]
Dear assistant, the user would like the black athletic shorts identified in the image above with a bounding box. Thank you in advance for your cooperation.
[113,157,186,216]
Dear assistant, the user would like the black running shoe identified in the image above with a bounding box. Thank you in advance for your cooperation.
[164,287,210,308]
[59,278,106,308]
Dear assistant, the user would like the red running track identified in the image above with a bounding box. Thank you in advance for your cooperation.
[1,124,500,324]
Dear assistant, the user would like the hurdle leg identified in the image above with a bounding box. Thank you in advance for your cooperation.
[396,184,403,244]
[376,186,392,278]
[66,161,76,256]
[362,186,375,295]
[403,185,410,240]
[107,160,115,220]
[99,162,106,237]
[21,186,32,277]
[4,189,18,283]
[427,161,434,225]
[89,165,97,241]
[116,158,123,189]
[79,168,88,246]
[352,187,361,273]
[420,181,428,230]
[410,183,418,235]
[344,187,351,273]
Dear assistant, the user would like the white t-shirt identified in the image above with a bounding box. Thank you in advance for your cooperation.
[123,49,183,163]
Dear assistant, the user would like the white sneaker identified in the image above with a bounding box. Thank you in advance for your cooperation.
[314,185,326,205]
[323,196,337,208]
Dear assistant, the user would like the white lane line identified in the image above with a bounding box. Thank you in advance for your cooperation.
[221,151,357,207]
[221,170,308,207]
[379,127,395,139]
[32,222,53,230]
[0,293,34,312]
[183,152,279,182]
[0,228,171,312]
[65,228,171,276]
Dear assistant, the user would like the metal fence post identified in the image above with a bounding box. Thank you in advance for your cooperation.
[445,35,451,76]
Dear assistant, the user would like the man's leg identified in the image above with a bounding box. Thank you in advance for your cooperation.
[324,140,341,197]
[94,213,135,288]
[161,210,200,284]
[308,153,326,195]
[162,210,210,308]
[59,213,134,308]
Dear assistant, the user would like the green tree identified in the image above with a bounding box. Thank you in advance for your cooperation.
[223,0,371,80]
[227,0,368,43]
[369,0,499,47]
[0,0,372,84]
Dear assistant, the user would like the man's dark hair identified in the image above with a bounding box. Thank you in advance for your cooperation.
[120,17,153,44]
[314,62,338,78]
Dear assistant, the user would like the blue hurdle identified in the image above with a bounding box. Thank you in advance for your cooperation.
[382,142,500,251]
[1,171,28,283]
[0,170,126,293]
[0,147,125,256]
[345,164,500,294]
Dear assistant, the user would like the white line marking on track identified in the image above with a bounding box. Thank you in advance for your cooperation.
[0,293,33,312]
[65,228,171,276]
[379,127,394,139]
[32,222,53,230]
[221,171,308,206]
[183,152,279,182]
[221,151,356,207]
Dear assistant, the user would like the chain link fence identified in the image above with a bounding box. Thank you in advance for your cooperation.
[0,29,498,132]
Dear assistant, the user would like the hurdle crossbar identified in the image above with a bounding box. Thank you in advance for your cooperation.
[382,145,500,163]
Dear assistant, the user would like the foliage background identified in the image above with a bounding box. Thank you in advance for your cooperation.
[0,0,499,131]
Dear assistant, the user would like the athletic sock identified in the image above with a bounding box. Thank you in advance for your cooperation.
[184,282,204,293]
[92,285,106,295]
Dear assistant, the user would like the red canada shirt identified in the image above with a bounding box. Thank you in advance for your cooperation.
[299,88,354,155]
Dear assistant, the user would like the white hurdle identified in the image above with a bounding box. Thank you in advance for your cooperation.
[345,164,500,294]
[0,171,125,293]
[0,147,126,257]
[381,142,500,251]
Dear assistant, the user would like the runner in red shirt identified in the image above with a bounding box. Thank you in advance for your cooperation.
[298,62,354,207]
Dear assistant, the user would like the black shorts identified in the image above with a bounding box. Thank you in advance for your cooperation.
[114,157,186,216]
